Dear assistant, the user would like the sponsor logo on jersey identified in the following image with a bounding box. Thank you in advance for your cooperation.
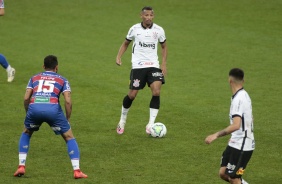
[138,61,154,66]
[34,96,51,103]
[35,92,51,96]
[139,42,155,49]
[132,79,140,87]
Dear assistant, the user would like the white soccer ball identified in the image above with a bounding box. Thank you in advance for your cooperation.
[150,122,167,138]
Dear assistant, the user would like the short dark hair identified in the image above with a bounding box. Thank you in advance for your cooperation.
[141,6,153,12]
[44,55,58,70]
[229,68,244,81]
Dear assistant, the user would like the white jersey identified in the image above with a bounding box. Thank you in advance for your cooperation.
[228,88,255,151]
[126,23,166,69]
[0,0,4,8]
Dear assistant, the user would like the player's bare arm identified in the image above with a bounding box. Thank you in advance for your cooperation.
[116,39,131,66]
[205,116,241,144]
[63,91,72,121]
[23,89,33,113]
[160,41,167,76]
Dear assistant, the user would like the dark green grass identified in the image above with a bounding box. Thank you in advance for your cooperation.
[0,0,281,183]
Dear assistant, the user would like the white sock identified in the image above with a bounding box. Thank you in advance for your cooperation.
[241,178,248,184]
[6,65,12,72]
[71,159,80,170]
[149,108,159,125]
[120,106,129,123]
[19,153,27,166]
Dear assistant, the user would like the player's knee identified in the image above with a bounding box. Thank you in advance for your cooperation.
[128,91,138,100]
[63,135,75,142]
[219,172,224,179]
[23,128,33,136]
[150,85,161,96]
[128,94,137,100]
[219,170,227,180]
[62,129,75,141]
[152,89,160,96]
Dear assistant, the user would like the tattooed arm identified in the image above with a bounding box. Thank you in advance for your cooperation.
[205,116,241,144]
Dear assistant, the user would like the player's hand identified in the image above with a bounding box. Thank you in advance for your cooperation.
[116,58,122,66]
[205,133,217,144]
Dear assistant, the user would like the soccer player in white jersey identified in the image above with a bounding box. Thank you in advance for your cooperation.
[0,0,4,16]
[115,6,167,135]
[205,68,255,184]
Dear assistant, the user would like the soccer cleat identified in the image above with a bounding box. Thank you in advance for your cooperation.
[74,169,88,179]
[7,67,16,82]
[241,178,249,184]
[116,125,124,134]
[116,121,125,134]
[146,123,153,134]
[14,166,25,177]
[146,127,151,134]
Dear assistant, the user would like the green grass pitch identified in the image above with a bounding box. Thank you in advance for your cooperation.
[0,0,281,183]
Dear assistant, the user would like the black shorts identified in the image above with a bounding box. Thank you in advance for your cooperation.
[220,146,253,178]
[129,67,165,90]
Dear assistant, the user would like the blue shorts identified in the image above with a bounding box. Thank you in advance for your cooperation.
[24,104,71,135]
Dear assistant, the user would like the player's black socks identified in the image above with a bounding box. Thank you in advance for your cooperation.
[150,95,160,109]
[123,95,134,108]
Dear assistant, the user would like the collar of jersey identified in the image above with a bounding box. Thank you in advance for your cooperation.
[232,87,244,99]
[141,22,153,29]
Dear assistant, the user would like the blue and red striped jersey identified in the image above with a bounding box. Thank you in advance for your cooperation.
[27,71,71,104]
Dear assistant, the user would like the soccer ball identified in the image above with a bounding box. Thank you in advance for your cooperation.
[150,122,167,138]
